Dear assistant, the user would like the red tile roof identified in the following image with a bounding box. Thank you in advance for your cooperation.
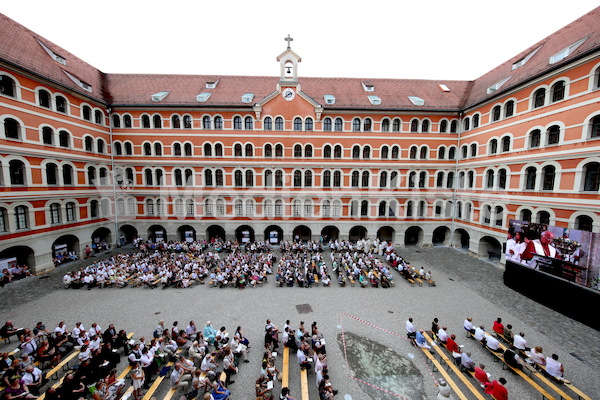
[1,7,598,110]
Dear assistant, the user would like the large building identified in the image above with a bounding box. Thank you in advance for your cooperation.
[1,8,599,274]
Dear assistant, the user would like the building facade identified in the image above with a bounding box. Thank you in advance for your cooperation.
[1,8,600,273]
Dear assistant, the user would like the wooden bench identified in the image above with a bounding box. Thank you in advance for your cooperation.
[407,278,416,287]
[416,340,470,400]
[313,274,319,284]
[414,278,424,286]
[300,367,309,400]
[45,350,79,380]
[141,348,182,400]
[282,346,290,388]
[422,332,486,400]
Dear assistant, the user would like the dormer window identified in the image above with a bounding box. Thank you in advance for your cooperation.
[241,93,255,103]
[368,95,381,105]
[205,80,219,89]
[362,82,375,92]
[408,96,425,106]
[324,95,336,105]
[151,91,170,102]
[512,46,541,70]
[549,37,588,64]
[36,39,66,66]
[439,84,450,92]
[63,71,92,92]
[486,76,511,95]
[196,93,212,102]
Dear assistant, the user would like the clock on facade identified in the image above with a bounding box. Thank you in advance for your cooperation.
[282,88,296,101]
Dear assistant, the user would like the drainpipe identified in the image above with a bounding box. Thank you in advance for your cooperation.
[450,111,463,248]
[107,107,119,248]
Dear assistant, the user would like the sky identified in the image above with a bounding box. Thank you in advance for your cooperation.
[2,1,599,81]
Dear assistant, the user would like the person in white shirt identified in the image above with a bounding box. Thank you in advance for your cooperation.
[73,322,85,338]
[170,363,191,391]
[464,318,475,334]
[513,332,529,351]
[89,323,102,337]
[20,336,37,357]
[21,365,44,394]
[474,326,486,342]
[529,346,546,365]
[297,348,311,370]
[545,354,564,378]
[485,335,501,352]
[405,318,416,340]
[437,327,449,344]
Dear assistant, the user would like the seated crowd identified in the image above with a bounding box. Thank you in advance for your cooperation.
[0,265,32,287]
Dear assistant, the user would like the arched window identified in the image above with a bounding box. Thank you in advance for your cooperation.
[305,145,313,158]
[461,145,468,159]
[233,116,242,129]
[183,115,192,129]
[123,115,132,128]
[245,143,253,157]
[361,171,369,187]
[82,105,92,121]
[215,143,223,157]
[333,171,341,187]
[264,144,273,158]
[419,146,427,159]
[153,115,162,129]
[363,118,372,132]
[334,145,342,158]
[0,75,16,97]
[97,139,105,154]
[204,143,212,157]
[450,120,458,133]
[362,146,370,159]
[234,170,243,187]
[470,143,477,157]
[245,170,254,187]
[447,172,454,189]
[214,116,223,130]
[494,206,504,226]
[293,170,302,187]
[305,117,313,131]
[140,115,150,128]
[379,171,388,188]
[234,144,243,157]
[483,205,492,224]
[583,162,600,191]
[575,215,593,232]
[498,169,507,189]
[294,118,302,131]
[440,120,448,133]
[351,171,359,187]
[486,170,494,189]
[410,119,419,132]
[275,144,283,157]
[113,142,122,156]
[42,127,54,145]
[408,171,416,188]
[175,169,183,186]
[15,205,28,229]
[590,115,600,138]
[204,170,213,186]
[323,117,332,132]
[275,199,283,216]
[551,81,565,102]
[275,170,283,187]
[409,146,417,159]
[62,165,73,185]
[467,171,474,188]
[244,116,253,130]
[542,165,556,190]
[55,96,67,113]
[144,168,153,186]
[352,146,360,159]
[406,201,413,217]
[422,120,430,133]
[547,125,560,145]
[264,116,272,131]
[390,171,398,187]
[381,119,390,132]
[171,115,181,128]
[418,171,426,188]
[501,136,511,152]
[360,200,369,217]
[391,146,400,159]
[504,100,515,117]
[464,117,470,131]
[334,118,343,131]
[38,89,51,108]
[216,169,224,186]
[529,129,541,148]
[275,117,284,131]
[489,139,498,155]
[304,170,312,187]
[537,211,550,225]
[4,118,21,140]
[264,170,273,187]
[323,170,331,187]
[380,146,389,159]
[294,145,302,158]
[352,118,361,132]
[525,166,537,190]
[202,116,211,129]
[185,169,193,186]
[492,105,501,121]
[143,142,151,156]
[392,118,401,132]
[204,199,213,216]
[173,143,182,156]
[9,160,25,185]
[323,145,332,158]
[534,88,546,108]
[473,114,480,128]
[418,201,426,217]
[94,110,103,124]
[436,172,444,188]
[438,147,446,159]
[46,163,58,185]
[66,202,76,221]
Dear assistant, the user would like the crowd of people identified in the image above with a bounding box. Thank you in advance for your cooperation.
[0,265,32,287]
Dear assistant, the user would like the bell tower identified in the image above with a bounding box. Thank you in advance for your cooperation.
[277,34,301,84]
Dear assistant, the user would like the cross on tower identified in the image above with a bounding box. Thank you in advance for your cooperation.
[284,34,293,49]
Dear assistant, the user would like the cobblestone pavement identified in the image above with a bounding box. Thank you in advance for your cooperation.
[0,244,598,400]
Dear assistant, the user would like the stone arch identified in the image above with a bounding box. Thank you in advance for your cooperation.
[405,226,423,245]
[178,225,196,242]
[349,225,367,241]
[293,225,312,242]
[264,225,283,244]
[432,226,450,246]
[0,246,35,268]
[236,225,255,243]
[147,224,167,242]
[479,236,502,260]
[52,234,80,258]
[377,226,395,242]
[92,227,112,245]
[453,228,470,249]
[321,226,339,241]
[119,224,138,244]
[207,225,225,241]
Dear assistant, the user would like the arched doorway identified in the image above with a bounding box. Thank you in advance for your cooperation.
[432,226,450,246]
[119,224,138,244]
[52,235,80,258]
[207,225,225,241]
[264,225,283,244]
[479,236,502,260]
[453,228,470,249]
[293,225,312,242]
[321,226,339,242]
[349,226,367,242]
[377,226,395,242]
[92,227,112,245]
[0,246,35,268]
[178,225,196,242]
[236,225,255,244]
[404,226,423,245]
[148,225,167,242]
